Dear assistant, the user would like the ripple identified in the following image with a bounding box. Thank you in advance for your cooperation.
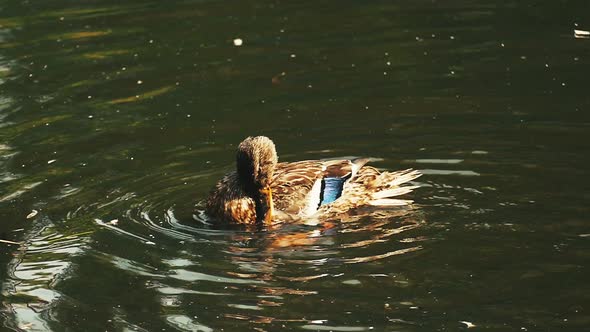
[301,325,374,331]
[165,315,213,332]
[420,169,480,176]
[3,172,429,331]
[2,221,88,331]
[170,269,266,285]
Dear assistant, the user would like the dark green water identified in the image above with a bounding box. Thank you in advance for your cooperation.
[1,0,590,331]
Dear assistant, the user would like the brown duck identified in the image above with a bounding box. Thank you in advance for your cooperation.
[206,136,421,225]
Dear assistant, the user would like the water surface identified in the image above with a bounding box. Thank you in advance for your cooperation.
[1,0,589,331]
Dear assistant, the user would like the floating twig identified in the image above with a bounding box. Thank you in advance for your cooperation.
[0,239,21,245]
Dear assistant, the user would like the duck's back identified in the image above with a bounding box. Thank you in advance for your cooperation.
[271,159,360,217]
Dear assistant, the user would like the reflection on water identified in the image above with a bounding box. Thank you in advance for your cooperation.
[3,221,88,331]
[4,196,426,331]
[2,0,590,331]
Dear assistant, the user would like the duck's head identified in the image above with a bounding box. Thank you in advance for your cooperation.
[236,136,277,224]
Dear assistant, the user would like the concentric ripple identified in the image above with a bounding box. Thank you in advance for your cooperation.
[3,172,430,331]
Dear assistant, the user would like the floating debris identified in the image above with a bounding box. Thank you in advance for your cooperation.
[271,72,286,84]
[26,209,38,219]
[233,38,243,46]
[95,218,156,245]
[47,159,56,164]
[460,321,476,328]
[574,29,590,38]
[0,239,21,245]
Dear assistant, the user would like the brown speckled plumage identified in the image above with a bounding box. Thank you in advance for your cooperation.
[205,136,421,225]
[206,172,258,224]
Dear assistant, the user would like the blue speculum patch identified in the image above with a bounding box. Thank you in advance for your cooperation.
[320,177,346,205]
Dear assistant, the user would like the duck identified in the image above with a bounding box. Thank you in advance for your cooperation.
[205,136,421,225]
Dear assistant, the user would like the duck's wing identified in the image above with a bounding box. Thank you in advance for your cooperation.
[271,159,371,216]
[271,161,324,215]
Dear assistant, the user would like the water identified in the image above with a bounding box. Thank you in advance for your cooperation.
[1,0,589,331]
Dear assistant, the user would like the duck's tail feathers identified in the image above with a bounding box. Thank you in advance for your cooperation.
[367,169,421,207]
[371,185,420,200]
[387,169,422,187]
[369,198,414,206]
